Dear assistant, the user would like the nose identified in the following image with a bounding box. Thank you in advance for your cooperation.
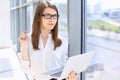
[49,17,56,21]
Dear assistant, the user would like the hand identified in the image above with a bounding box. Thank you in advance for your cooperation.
[66,71,77,80]
[18,32,29,46]
[18,32,29,60]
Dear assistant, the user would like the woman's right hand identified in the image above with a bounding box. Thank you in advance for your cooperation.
[18,32,29,60]
[18,32,28,46]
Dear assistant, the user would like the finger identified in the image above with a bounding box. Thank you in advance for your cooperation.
[21,32,28,39]
[70,71,74,79]
[20,35,26,40]
[73,73,77,80]
[73,72,76,78]
[22,32,27,37]
[71,71,77,79]
[68,73,72,80]
[18,35,24,40]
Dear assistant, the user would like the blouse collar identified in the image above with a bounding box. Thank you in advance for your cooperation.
[40,33,52,38]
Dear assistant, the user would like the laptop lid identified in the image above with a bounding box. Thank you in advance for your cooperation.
[59,51,95,79]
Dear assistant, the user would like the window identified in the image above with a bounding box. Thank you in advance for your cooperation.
[26,6,33,33]
[86,0,120,80]
[19,0,22,5]
[26,0,32,3]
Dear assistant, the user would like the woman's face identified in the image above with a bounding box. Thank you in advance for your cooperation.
[41,7,58,31]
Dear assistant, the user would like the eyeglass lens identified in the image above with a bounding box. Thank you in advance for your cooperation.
[42,14,59,19]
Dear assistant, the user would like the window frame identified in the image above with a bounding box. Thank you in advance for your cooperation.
[68,0,86,80]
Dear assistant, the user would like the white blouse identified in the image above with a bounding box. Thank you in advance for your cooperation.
[20,34,68,80]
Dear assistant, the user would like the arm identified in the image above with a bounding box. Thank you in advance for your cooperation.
[18,32,30,72]
[20,44,29,61]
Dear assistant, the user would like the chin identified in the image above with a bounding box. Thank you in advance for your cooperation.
[49,26,54,30]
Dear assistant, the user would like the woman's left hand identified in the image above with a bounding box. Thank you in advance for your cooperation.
[66,71,77,80]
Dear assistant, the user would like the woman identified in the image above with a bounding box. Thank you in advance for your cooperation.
[18,1,77,80]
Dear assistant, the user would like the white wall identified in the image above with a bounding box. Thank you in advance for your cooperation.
[0,0,11,47]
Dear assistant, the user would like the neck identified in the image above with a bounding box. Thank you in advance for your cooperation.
[41,28,51,39]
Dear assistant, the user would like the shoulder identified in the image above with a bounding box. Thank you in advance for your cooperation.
[58,35,68,46]
[59,34,68,42]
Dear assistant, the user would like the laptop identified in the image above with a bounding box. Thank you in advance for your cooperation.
[44,51,95,79]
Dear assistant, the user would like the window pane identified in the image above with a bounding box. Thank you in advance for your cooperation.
[86,0,120,80]
[19,0,22,5]
[26,6,33,33]
[26,0,32,3]
[10,0,14,8]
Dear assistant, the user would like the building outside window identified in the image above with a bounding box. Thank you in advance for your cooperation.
[86,0,120,80]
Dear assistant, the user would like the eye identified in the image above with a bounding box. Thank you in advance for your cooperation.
[53,14,58,18]
[44,14,51,18]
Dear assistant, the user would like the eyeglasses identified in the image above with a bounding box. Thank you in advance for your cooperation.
[41,14,59,19]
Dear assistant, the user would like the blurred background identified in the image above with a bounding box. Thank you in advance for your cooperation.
[0,0,120,80]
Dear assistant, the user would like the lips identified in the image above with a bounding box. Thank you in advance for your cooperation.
[48,23,54,26]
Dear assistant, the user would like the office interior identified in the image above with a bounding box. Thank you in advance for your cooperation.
[0,0,120,80]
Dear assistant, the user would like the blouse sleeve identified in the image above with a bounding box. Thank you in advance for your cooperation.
[60,36,68,66]
[19,59,31,73]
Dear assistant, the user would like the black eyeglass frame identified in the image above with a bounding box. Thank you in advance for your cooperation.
[41,14,60,19]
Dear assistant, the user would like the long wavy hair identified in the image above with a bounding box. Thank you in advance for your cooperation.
[31,1,62,50]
